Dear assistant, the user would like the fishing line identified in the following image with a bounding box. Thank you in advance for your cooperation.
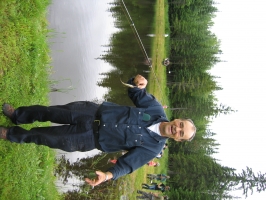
[120,0,167,105]
[120,0,152,67]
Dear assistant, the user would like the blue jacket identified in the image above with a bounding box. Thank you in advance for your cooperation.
[97,77,169,180]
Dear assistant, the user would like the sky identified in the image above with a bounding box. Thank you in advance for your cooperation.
[210,0,266,199]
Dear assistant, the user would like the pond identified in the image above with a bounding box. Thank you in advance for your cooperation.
[47,0,118,192]
[47,0,117,163]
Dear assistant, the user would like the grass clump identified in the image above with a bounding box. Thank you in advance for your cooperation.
[0,0,51,108]
[0,143,60,200]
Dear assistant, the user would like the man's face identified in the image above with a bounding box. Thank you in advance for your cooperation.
[159,119,194,141]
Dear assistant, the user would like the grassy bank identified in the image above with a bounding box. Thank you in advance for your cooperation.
[148,0,171,118]
[0,1,61,199]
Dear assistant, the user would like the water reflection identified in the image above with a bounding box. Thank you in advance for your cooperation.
[47,0,118,163]
[47,0,118,192]
[48,0,117,106]
[92,0,155,105]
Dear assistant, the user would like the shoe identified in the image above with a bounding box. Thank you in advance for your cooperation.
[2,103,15,120]
[0,127,8,140]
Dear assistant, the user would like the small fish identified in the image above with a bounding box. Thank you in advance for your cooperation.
[120,78,136,88]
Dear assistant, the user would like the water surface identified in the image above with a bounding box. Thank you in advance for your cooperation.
[47,0,117,191]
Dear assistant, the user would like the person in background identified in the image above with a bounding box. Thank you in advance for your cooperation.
[147,160,160,167]
[147,174,170,182]
[142,183,170,193]
[136,190,169,199]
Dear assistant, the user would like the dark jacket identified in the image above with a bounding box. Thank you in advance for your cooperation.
[97,77,169,180]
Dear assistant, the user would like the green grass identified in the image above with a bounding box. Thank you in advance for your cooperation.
[148,0,171,119]
[0,1,61,199]
[0,0,51,109]
[0,143,60,200]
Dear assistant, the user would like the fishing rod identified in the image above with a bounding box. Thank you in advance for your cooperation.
[120,0,167,106]
[120,0,152,67]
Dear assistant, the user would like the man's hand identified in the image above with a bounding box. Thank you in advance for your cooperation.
[133,74,148,89]
[85,171,113,187]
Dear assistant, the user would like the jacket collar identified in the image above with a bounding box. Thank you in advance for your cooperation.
[146,117,169,142]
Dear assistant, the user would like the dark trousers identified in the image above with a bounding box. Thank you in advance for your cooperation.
[137,190,153,199]
[7,101,100,152]
[142,183,157,190]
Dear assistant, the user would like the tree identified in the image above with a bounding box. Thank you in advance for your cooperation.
[234,167,266,198]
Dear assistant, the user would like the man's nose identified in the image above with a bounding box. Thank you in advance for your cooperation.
[173,126,181,134]
[176,126,182,132]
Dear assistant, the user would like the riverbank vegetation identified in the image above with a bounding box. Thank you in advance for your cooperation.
[0,0,60,199]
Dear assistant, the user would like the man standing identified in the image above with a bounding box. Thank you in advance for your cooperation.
[136,190,169,199]
[147,174,170,182]
[0,74,196,186]
[142,183,170,193]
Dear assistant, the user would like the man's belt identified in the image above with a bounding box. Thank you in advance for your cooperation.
[93,120,102,150]
[93,120,100,133]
